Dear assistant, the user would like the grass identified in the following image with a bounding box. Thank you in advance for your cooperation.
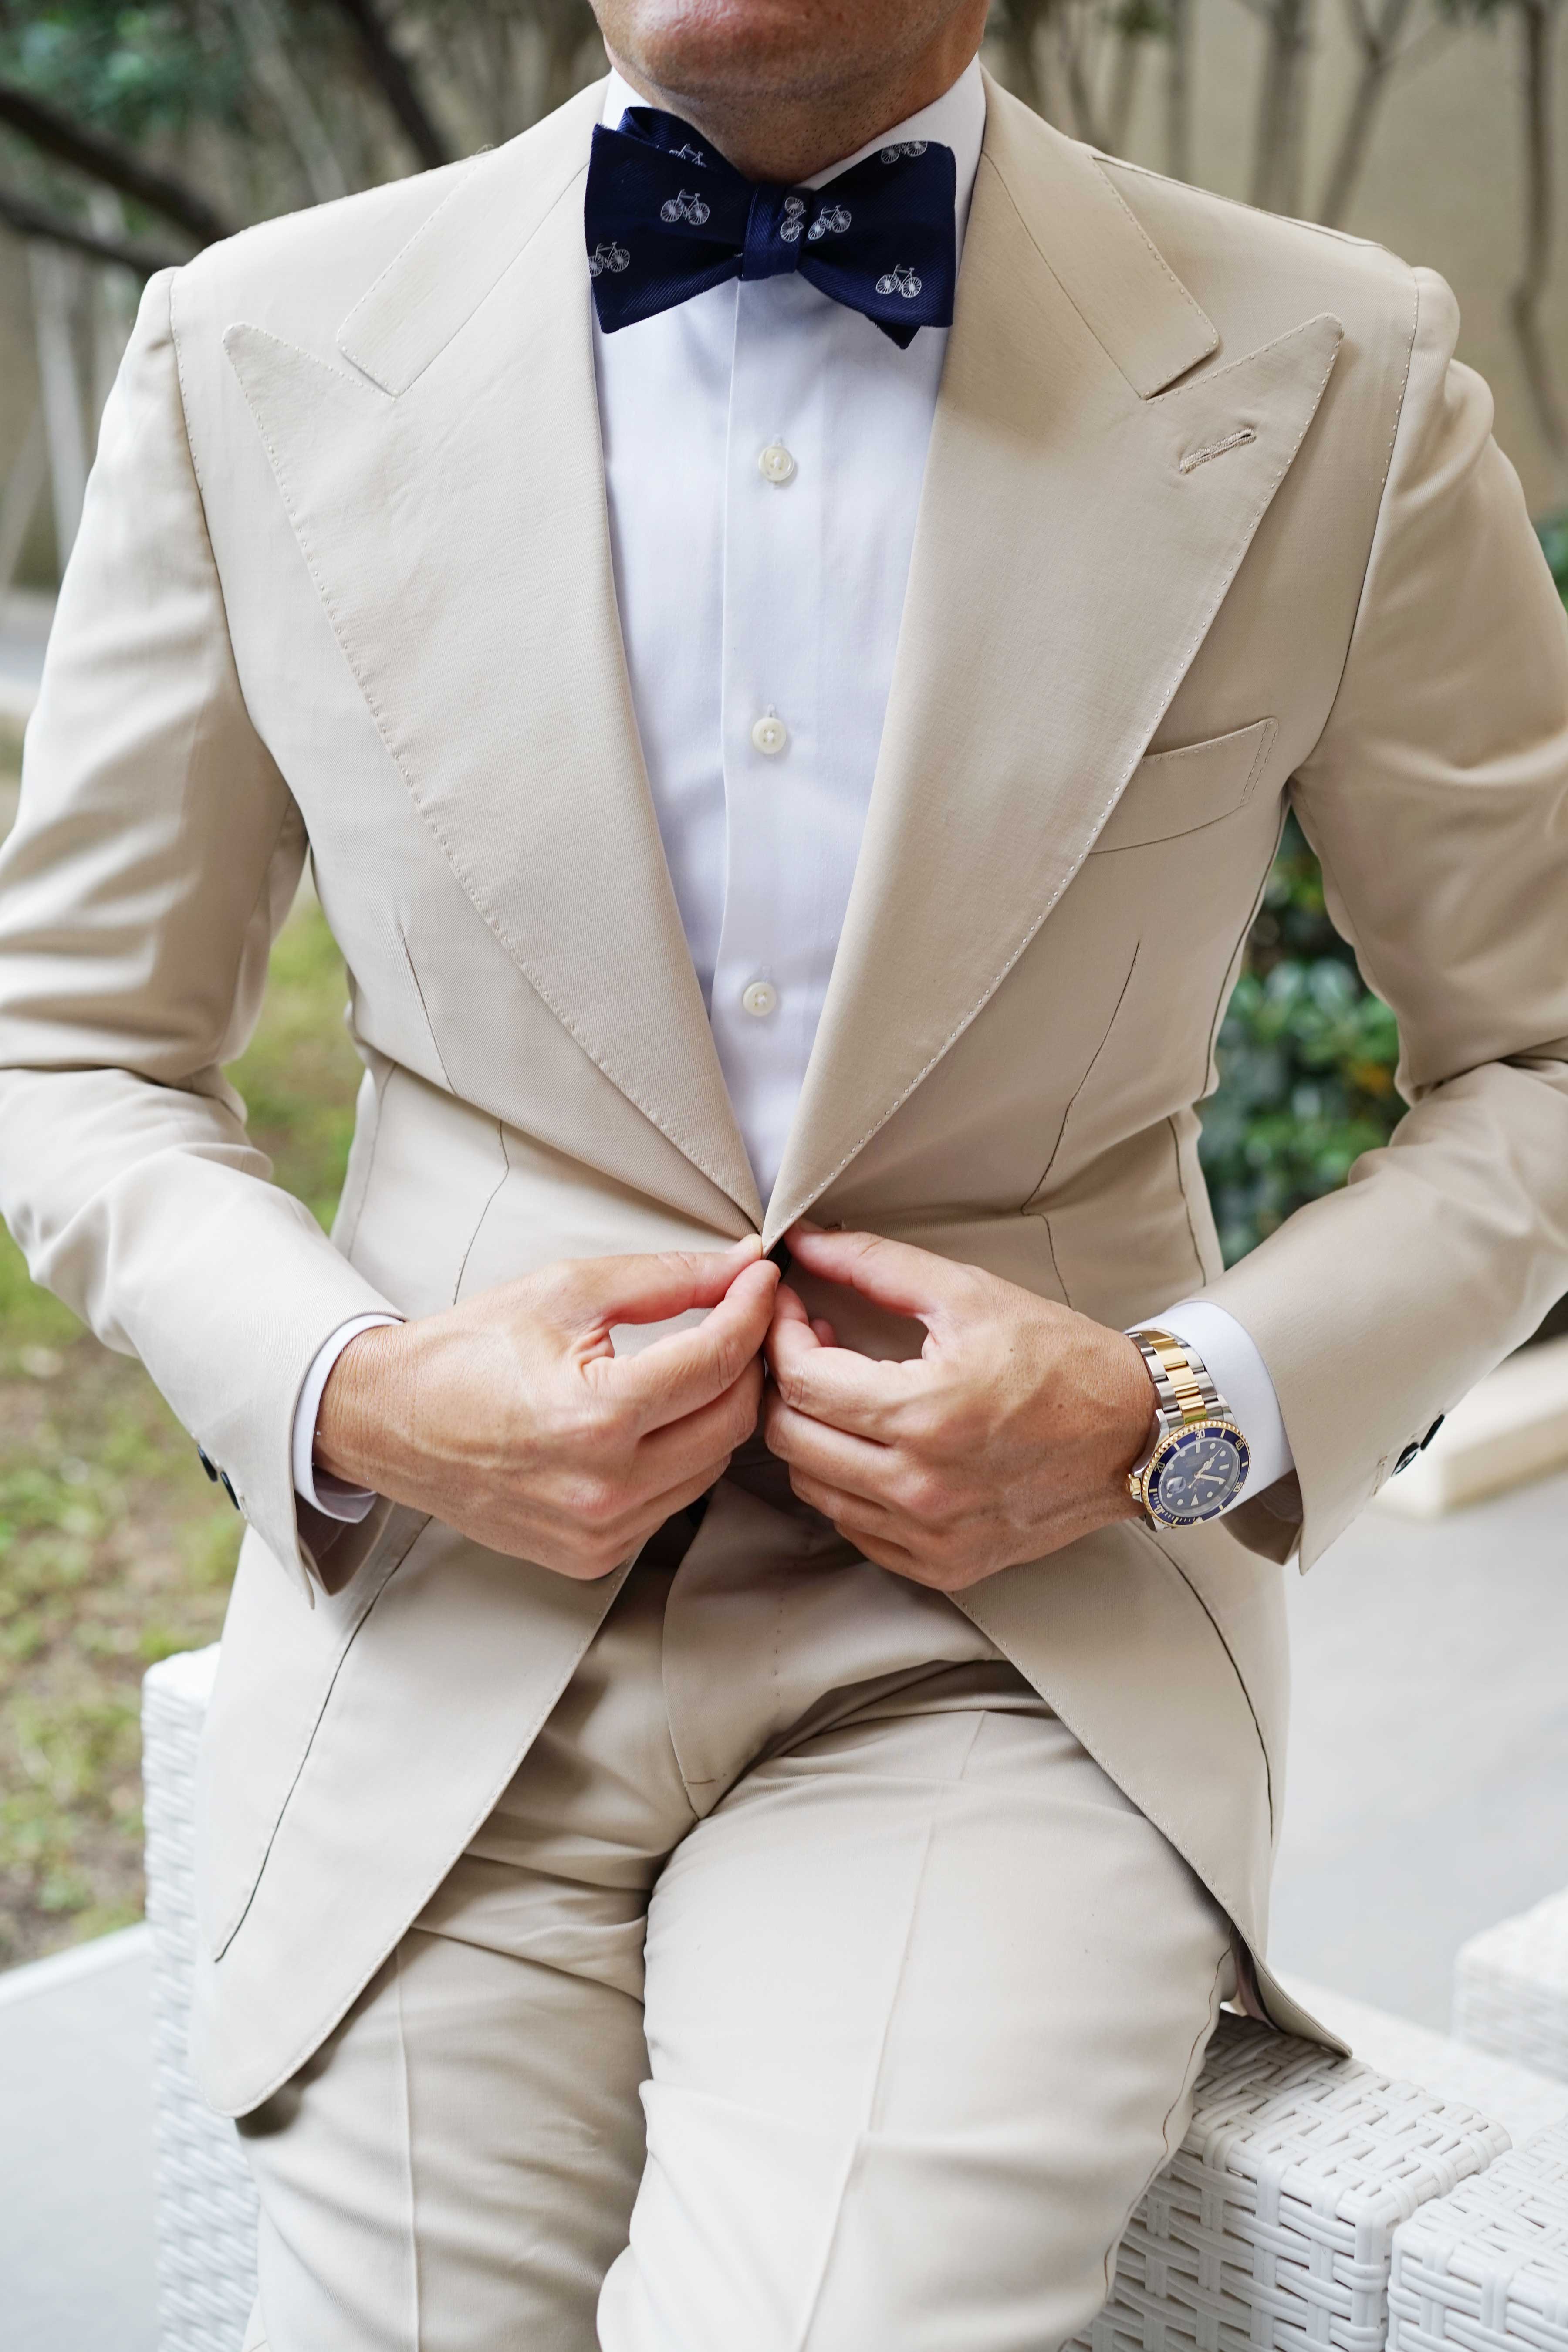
[0,878,361,1970]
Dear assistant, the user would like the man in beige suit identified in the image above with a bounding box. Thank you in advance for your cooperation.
[3,0,1568,2339]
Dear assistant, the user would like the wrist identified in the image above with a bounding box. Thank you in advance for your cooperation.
[315,1320,414,1492]
[1107,1326,1161,1473]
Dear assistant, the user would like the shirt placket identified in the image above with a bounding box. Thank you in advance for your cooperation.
[711,274,833,1206]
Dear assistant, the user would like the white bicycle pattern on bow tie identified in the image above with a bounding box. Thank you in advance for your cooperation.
[875,262,923,299]
[588,240,630,276]
[879,140,929,162]
[807,204,852,241]
[778,194,808,242]
[659,189,711,225]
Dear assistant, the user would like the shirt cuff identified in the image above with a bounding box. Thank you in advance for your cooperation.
[1148,1299,1295,1509]
[292,1313,402,1523]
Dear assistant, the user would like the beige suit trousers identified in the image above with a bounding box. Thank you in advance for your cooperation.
[236,1484,1232,2351]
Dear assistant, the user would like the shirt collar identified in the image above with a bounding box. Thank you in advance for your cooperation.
[600,54,987,257]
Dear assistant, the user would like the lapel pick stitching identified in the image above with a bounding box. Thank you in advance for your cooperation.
[1179,427,1257,474]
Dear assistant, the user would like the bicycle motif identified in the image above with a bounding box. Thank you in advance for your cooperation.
[659,189,711,226]
[588,240,630,277]
[807,204,852,242]
[669,142,708,166]
[778,193,808,243]
[875,263,923,300]
[879,139,929,162]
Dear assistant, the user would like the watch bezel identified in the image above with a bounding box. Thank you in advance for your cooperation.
[1140,1416,1251,1527]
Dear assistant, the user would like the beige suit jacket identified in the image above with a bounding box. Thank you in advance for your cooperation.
[1,74,1566,2117]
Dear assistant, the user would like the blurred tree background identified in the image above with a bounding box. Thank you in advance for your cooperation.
[0,0,1566,1964]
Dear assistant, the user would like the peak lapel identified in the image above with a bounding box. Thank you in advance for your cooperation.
[226,86,762,1229]
[765,92,1341,1242]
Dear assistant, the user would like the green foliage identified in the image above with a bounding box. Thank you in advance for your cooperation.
[0,0,246,144]
[1198,814,1402,1263]
[1201,510,1568,1265]
[1536,512,1568,600]
[224,896,362,1227]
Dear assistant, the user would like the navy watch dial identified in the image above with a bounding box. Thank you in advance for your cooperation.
[1147,1421,1250,1525]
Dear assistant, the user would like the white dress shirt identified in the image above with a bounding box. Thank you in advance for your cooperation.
[295,58,1293,1522]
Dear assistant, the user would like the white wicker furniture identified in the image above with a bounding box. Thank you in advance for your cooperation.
[1076,2016,1509,2352]
[1455,1893,1568,2084]
[1389,2116,1568,2352]
[143,1647,1510,2352]
[143,1646,258,2352]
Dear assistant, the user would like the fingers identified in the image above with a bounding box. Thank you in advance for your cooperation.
[764,1389,897,1500]
[610,1257,779,1431]
[765,1284,906,1437]
[783,1467,894,1541]
[784,1225,979,1326]
[543,1237,764,1337]
[635,1357,764,1491]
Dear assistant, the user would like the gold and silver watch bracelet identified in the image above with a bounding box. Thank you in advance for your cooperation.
[1126,1327,1223,1430]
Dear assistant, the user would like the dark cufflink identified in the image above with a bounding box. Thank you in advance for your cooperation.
[219,1470,239,1511]
[1419,1416,1445,1450]
[197,1445,219,1483]
[1393,1440,1422,1476]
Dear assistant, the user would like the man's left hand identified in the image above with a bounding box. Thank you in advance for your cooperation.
[763,1226,1158,1589]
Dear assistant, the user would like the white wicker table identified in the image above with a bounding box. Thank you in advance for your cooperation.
[1076,2018,1509,2352]
[1456,1893,1568,2085]
[1389,2117,1568,2352]
[143,1646,258,2352]
[144,1648,1510,2352]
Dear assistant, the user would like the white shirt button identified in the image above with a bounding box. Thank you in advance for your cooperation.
[751,711,788,755]
[758,440,797,485]
[741,979,779,1019]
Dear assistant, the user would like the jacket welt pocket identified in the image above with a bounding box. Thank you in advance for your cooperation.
[1090,718,1277,854]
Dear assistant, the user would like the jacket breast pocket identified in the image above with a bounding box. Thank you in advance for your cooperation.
[1090,718,1277,854]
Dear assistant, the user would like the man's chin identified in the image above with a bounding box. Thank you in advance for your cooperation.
[602,2,904,105]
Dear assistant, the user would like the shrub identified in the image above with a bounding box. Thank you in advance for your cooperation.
[1200,513,1568,1274]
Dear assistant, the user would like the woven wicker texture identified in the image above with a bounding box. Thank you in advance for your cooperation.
[1455,1894,1568,2085]
[1075,2013,1510,2352]
[143,1646,258,2352]
[1389,2116,1568,2352]
[143,1646,1511,2352]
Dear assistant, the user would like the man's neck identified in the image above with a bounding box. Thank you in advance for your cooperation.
[602,34,983,184]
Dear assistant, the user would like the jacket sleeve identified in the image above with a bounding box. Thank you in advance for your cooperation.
[0,266,399,1599]
[1207,265,1568,1569]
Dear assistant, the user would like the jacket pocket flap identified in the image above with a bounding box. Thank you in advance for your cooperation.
[1092,717,1277,853]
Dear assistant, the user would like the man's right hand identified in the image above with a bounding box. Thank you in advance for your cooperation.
[314,1239,777,1577]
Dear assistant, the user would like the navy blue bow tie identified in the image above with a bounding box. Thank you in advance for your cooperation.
[584,106,957,348]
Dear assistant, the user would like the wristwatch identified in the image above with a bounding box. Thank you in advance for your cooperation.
[1125,1327,1251,1527]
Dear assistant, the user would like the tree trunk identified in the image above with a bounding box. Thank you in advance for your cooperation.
[1105,25,1146,155]
[0,409,47,599]
[1250,0,1315,214]
[322,0,450,169]
[28,249,88,571]
[1165,0,1193,179]
[1509,0,1568,459]
[0,78,230,246]
[1055,0,1108,144]
[88,195,139,432]
[996,0,1052,115]
[237,0,353,205]
[1316,0,1414,226]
